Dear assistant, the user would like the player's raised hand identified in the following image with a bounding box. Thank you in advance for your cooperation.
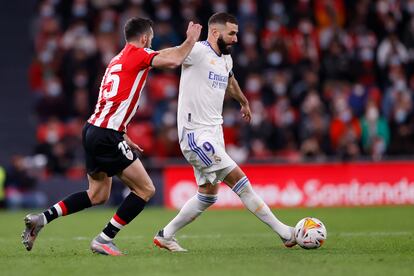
[240,104,252,123]
[186,21,202,43]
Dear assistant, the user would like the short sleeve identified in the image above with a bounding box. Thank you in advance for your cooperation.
[131,48,159,71]
[183,42,203,66]
[224,54,233,75]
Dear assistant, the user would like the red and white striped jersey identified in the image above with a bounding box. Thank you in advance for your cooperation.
[88,44,158,132]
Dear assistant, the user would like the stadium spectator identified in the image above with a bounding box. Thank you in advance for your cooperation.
[360,101,390,160]
[28,0,414,176]
[4,155,46,209]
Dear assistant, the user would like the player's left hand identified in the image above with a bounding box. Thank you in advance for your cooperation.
[240,104,252,123]
[124,134,144,153]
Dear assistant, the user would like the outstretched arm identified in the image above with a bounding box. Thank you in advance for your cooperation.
[226,75,252,123]
[151,22,202,69]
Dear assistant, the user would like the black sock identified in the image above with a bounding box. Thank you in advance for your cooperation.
[102,192,147,239]
[42,191,92,223]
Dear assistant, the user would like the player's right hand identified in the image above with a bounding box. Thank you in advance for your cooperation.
[186,21,202,43]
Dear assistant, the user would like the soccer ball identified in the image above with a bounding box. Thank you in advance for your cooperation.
[294,217,327,249]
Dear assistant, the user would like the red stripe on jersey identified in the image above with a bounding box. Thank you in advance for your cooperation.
[58,201,68,216]
[113,214,127,226]
[89,97,105,125]
[117,68,149,131]
[100,101,121,129]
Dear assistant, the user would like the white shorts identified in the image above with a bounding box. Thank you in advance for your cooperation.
[179,125,237,186]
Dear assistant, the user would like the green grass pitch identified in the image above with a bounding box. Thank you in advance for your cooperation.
[1,206,413,276]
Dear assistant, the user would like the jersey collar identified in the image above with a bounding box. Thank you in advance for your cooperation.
[204,40,222,57]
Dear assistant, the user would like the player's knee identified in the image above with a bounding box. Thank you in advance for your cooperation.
[131,179,155,200]
[88,190,110,205]
[144,182,156,199]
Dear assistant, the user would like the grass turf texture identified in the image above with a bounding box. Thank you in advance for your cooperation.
[0,206,413,276]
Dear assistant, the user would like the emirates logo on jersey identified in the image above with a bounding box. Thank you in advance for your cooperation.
[118,141,133,160]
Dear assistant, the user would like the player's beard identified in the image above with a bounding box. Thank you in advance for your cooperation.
[217,35,233,55]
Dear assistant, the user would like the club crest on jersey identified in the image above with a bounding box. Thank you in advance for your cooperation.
[213,155,222,163]
[118,141,133,160]
[144,48,155,54]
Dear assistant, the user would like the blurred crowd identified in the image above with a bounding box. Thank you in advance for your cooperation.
[27,0,414,178]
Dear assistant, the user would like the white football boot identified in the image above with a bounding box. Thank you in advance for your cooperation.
[153,230,187,252]
[281,226,297,248]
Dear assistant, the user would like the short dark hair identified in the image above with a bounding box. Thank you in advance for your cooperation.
[208,12,238,26]
[124,17,153,42]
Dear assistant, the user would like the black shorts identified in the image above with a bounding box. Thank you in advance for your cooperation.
[82,123,138,177]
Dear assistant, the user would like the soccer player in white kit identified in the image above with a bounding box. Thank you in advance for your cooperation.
[154,13,297,252]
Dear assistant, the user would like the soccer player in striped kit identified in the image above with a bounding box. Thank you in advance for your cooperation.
[22,18,202,256]
[153,13,296,252]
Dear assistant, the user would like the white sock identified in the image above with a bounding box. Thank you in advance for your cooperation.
[163,192,217,239]
[233,176,292,240]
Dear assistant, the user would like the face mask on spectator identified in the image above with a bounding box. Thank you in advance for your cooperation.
[271,2,284,16]
[213,2,227,13]
[377,0,389,14]
[39,50,53,64]
[282,110,295,125]
[407,1,414,14]
[156,6,172,20]
[242,32,257,46]
[46,80,62,97]
[40,4,54,17]
[266,20,280,32]
[251,113,263,126]
[100,20,115,33]
[299,21,312,34]
[223,112,237,126]
[246,78,261,92]
[72,3,88,17]
[267,51,282,65]
[394,109,407,123]
[74,25,88,36]
[339,110,352,123]
[353,84,365,96]
[367,107,379,121]
[74,73,88,88]
[240,1,255,15]
[46,131,59,144]
[360,48,374,61]
[273,82,287,96]
[395,80,407,91]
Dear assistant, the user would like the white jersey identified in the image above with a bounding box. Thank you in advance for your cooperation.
[177,41,233,140]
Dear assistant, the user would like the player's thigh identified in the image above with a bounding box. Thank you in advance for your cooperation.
[181,128,233,171]
[87,172,112,205]
[117,158,155,201]
[83,123,138,177]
